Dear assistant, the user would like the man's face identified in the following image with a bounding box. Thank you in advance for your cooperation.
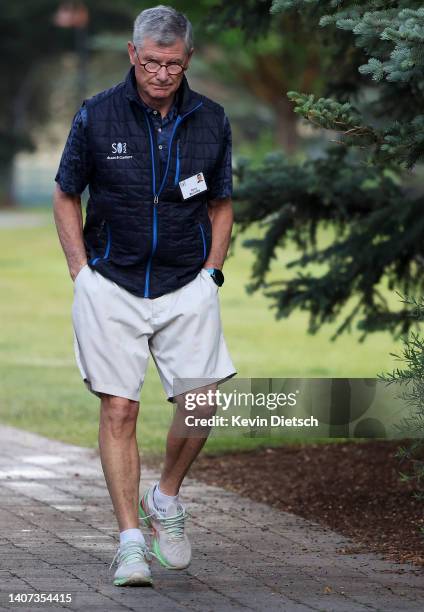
[128,37,193,102]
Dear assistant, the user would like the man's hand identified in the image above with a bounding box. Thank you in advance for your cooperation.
[71,261,88,283]
[204,197,233,270]
[53,183,88,282]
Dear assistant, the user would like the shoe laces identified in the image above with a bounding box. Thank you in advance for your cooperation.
[157,507,187,542]
[109,541,153,571]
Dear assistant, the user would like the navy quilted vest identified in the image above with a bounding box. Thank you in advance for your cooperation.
[83,67,226,298]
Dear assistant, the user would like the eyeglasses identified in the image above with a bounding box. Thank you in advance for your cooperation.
[133,45,186,75]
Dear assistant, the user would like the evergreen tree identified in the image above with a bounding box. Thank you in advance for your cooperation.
[219,0,424,338]
[379,294,424,505]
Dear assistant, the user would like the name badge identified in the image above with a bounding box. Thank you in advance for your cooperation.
[179,172,208,200]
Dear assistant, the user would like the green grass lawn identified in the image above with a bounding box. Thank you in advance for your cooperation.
[0,208,401,455]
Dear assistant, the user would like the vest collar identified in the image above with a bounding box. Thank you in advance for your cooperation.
[124,66,201,116]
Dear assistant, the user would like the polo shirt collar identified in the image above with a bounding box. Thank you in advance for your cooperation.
[138,95,178,123]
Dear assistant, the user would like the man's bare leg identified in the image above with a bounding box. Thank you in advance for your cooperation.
[98,394,140,530]
[158,384,217,495]
[138,384,217,570]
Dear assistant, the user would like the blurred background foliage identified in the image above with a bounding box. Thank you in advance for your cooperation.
[211,0,424,338]
[0,0,336,206]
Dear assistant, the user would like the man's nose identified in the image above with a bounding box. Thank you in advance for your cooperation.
[156,65,169,81]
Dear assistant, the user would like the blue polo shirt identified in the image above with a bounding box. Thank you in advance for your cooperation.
[140,97,178,173]
[55,95,233,200]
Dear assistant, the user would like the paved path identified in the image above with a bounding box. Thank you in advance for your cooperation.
[0,425,422,611]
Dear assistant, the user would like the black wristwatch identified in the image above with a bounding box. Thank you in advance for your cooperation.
[205,268,224,287]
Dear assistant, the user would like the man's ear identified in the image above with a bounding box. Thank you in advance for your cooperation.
[186,47,194,67]
[128,41,135,66]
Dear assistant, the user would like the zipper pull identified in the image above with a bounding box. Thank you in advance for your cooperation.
[154,195,158,204]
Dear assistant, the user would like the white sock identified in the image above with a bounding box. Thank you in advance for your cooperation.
[119,528,145,547]
[153,483,178,514]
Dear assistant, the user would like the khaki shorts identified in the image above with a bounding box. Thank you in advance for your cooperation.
[71,265,237,402]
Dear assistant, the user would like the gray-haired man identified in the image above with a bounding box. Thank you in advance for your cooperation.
[53,5,236,586]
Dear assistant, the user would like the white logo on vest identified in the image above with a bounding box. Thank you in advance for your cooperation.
[107,142,133,160]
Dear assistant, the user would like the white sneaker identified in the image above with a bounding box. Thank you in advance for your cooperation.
[109,540,153,586]
[139,484,191,569]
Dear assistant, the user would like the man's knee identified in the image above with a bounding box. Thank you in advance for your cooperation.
[99,394,139,437]
[177,384,218,419]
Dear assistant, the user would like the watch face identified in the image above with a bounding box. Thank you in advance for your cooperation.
[212,269,224,286]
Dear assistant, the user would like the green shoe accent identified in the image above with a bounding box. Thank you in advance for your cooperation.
[152,537,175,569]
[113,575,153,587]
[151,536,189,570]
[139,494,152,527]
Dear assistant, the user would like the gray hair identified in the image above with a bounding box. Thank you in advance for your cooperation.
[133,5,193,54]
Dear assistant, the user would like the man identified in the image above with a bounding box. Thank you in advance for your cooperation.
[53,5,236,587]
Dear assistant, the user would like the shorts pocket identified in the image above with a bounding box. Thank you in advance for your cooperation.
[200,268,219,293]
[74,263,89,287]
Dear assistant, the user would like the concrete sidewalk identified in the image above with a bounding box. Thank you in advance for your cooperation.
[0,424,422,612]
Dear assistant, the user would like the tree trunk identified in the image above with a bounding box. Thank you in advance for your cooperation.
[1,68,34,209]
[237,54,300,155]
[274,96,298,155]
[0,158,16,209]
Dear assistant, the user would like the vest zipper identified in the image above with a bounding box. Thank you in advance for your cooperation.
[143,113,161,297]
[174,139,181,186]
[142,102,203,298]
[199,222,207,262]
